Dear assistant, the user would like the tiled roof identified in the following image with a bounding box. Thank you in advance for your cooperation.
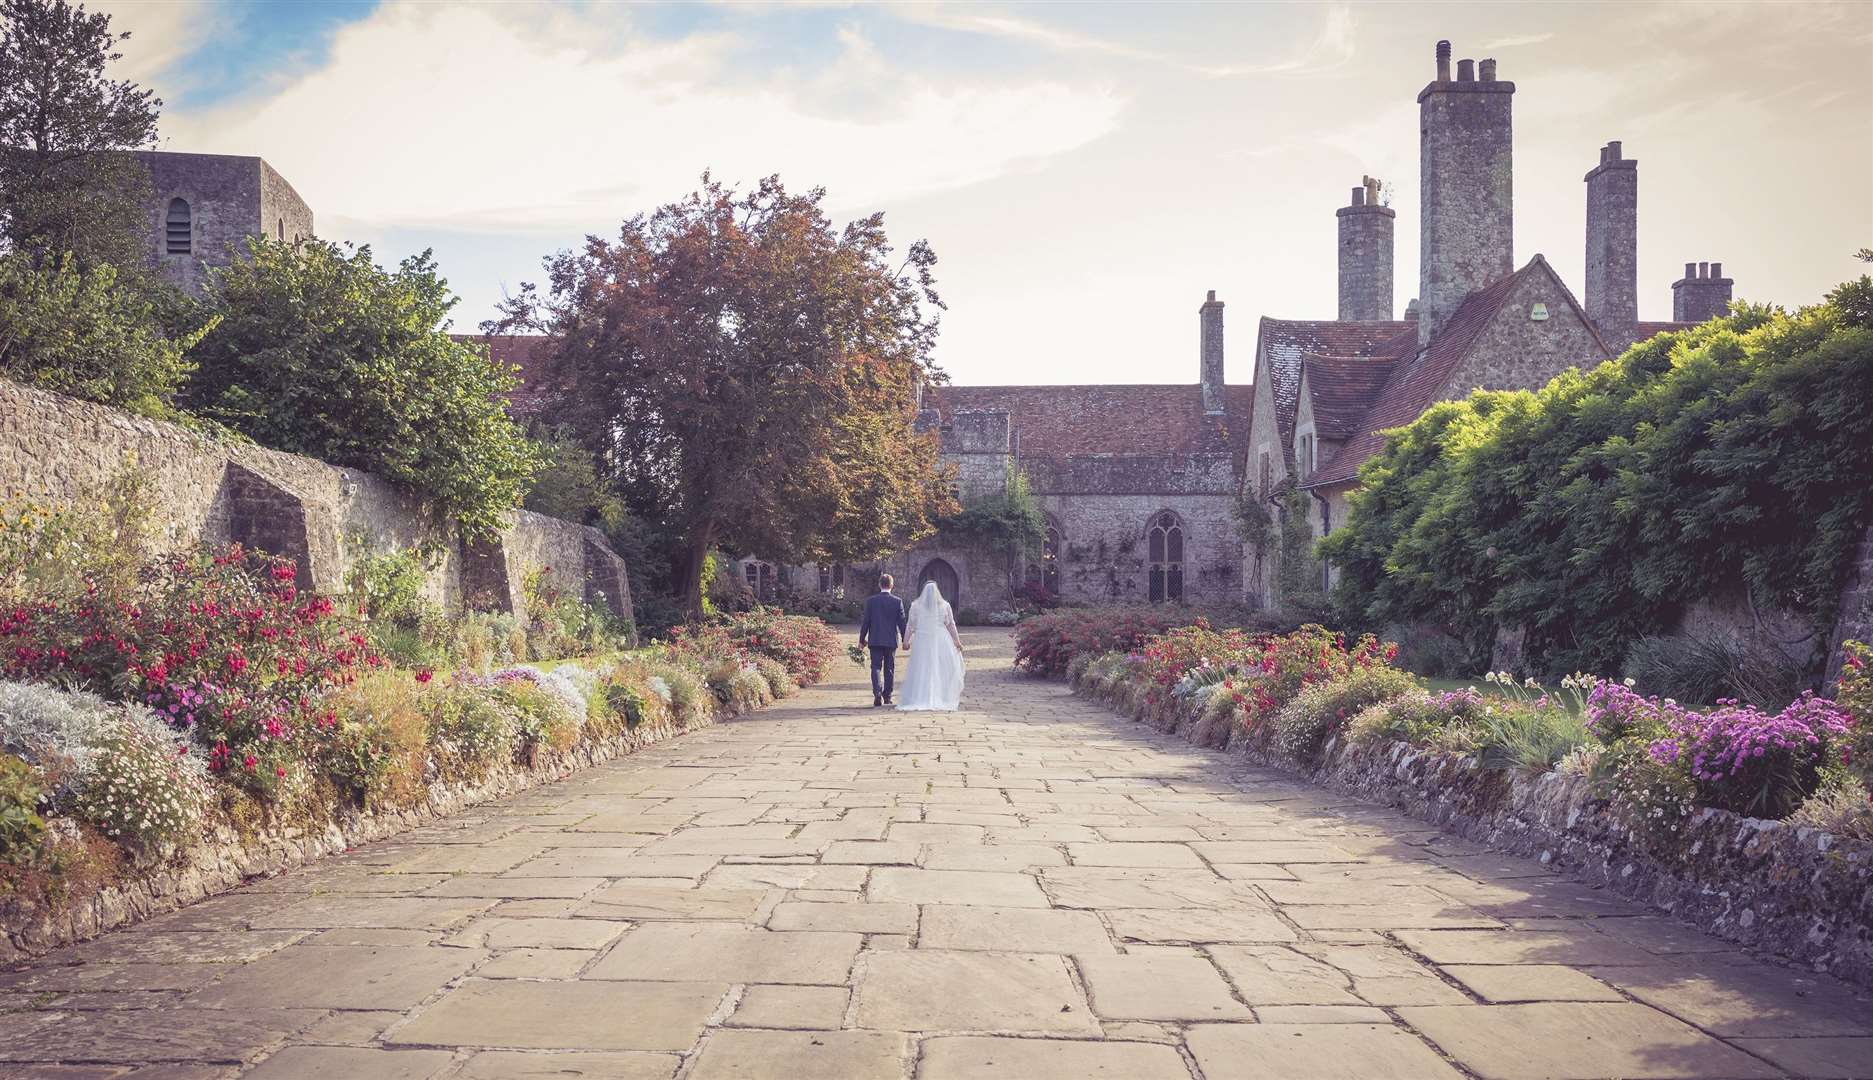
[1635,321,1697,341]
[1303,355,1399,440]
[925,383,1253,460]
[1257,318,1413,467]
[451,334,555,414]
[1306,256,1603,489]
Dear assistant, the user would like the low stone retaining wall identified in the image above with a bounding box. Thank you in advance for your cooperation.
[1075,679,1873,989]
[0,710,714,963]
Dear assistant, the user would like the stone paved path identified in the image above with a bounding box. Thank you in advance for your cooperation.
[5,630,1873,1079]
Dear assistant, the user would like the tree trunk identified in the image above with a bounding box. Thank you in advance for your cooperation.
[678,522,716,621]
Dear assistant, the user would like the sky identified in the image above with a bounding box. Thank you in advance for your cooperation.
[100,0,1873,387]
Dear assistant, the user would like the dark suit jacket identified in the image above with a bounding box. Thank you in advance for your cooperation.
[858,591,907,648]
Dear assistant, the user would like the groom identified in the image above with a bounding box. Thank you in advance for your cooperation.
[857,573,907,707]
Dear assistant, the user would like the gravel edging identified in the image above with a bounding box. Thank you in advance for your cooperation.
[1072,676,1873,988]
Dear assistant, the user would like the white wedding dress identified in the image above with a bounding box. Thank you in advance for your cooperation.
[896,583,964,711]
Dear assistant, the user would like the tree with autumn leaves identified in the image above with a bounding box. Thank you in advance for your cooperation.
[496,175,955,618]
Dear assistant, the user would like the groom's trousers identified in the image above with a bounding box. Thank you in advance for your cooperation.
[869,645,897,701]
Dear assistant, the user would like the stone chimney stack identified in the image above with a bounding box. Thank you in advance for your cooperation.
[1337,176,1395,321]
[1584,140,1639,353]
[1200,290,1225,414]
[1418,39,1515,346]
[1672,261,1733,323]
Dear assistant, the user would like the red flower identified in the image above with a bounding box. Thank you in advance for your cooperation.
[415,670,433,683]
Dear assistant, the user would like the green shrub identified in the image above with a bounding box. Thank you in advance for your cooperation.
[453,611,528,673]
[1622,634,1801,710]
[752,655,795,699]
[0,753,48,865]
[650,661,710,728]
[1272,665,1419,762]
[1468,702,1593,775]
[70,706,209,849]
[1324,285,1873,677]
[318,672,431,808]
[499,678,583,755]
[185,238,543,538]
[427,687,517,780]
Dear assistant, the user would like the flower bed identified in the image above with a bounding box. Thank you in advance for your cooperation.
[1060,623,1873,986]
[0,533,839,957]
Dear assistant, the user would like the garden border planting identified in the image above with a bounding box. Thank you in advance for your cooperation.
[3,669,746,962]
[1070,665,1873,988]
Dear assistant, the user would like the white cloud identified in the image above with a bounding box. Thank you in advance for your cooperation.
[93,0,232,94]
[158,3,1126,232]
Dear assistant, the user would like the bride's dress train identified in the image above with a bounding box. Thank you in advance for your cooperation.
[896,583,964,711]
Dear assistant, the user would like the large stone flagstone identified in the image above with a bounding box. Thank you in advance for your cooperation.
[2,628,1865,1076]
[388,980,726,1051]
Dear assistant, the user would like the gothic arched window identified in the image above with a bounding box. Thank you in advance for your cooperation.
[165,198,191,254]
[1147,512,1185,603]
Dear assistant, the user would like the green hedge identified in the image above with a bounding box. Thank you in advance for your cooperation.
[1322,279,1873,676]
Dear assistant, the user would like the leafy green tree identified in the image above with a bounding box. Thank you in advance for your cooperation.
[186,238,542,538]
[495,174,952,617]
[0,0,159,267]
[0,251,204,413]
[1323,281,1873,676]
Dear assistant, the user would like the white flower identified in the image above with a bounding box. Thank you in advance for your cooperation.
[1623,677,1636,688]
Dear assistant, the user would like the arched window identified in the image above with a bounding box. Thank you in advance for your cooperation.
[278,217,285,241]
[165,198,191,254]
[1147,512,1185,603]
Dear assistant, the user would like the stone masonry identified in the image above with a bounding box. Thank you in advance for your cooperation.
[1674,260,1736,322]
[1336,177,1395,322]
[136,151,315,293]
[0,379,633,627]
[2,630,1868,1077]
[1417,43,1514,345]
[1584,141,1640,353]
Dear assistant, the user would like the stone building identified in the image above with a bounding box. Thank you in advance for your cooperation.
[1245,39,1732,607]
[132,151,314,292]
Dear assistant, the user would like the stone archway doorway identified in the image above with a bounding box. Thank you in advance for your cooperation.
[918,558,960,609]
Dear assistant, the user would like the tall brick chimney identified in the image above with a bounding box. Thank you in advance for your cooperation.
[1200,290,1225,414]
[1418,40,1514,346]
[1337,176,1395,321]
[1584,140,1639,353]
[1672,262,1733,323]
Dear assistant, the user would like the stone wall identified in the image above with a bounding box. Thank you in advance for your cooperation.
[136,153,263,293]
[0,380,631,628]
[1444,263,1608,396]
[1827,525,1873,686]
[1043,491,1240,605]
[257,158,315,246]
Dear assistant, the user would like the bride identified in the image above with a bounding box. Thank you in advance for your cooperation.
[896,582,965,711]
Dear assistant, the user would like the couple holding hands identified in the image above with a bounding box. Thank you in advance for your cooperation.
[857,573,964,711]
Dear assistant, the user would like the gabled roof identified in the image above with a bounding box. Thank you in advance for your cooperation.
[1306,255,1607,489]
[1255,317,1413,465]
[1302,355,1400,440]
[925,383,1253,461]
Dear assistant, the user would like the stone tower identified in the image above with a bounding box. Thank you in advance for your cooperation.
[134,151,314,293]
[1337,176,1395,321]
[1584,141,1639,353]
[1200,290,1225,414]
[1672,262,1733,323]
[1418,41,1514,346]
